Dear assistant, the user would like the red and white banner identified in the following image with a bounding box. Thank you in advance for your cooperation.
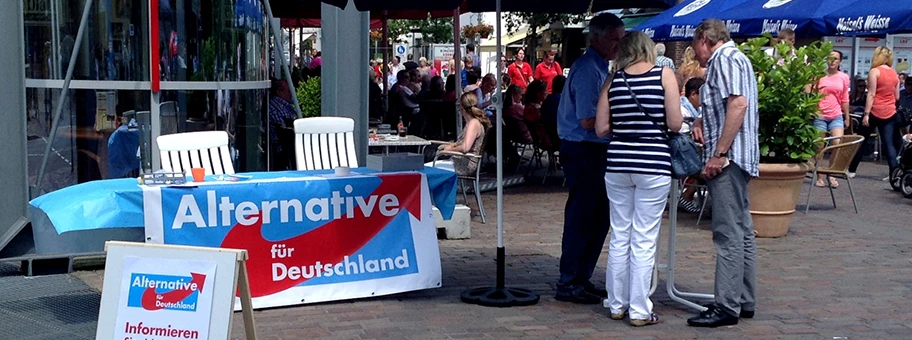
[142,172,442,309]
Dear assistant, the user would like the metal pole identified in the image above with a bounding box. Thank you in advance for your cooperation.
[382,13,389,110]
[665,180,714,311]
[851,37,860,80]
[453,9,463,137]
[34,0,93,195]
[262,0,302,117]
[50,0,59,79]
[494,0,505,288]
[288,27,294,66]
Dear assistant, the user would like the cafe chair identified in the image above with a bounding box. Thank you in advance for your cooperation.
[294,117,358,170]
[157,131,235,175]
[159,101,180,136]
[804,135,865,214]
[431,127,493,223]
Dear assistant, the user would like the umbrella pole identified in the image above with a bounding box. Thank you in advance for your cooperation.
[459,0,539,308]
[453,9,463,137]
[382,13,389,111]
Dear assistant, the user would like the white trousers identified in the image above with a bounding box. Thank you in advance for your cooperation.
[604,172,670,319]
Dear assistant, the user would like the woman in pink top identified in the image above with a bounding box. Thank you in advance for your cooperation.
[814,50,851,187]
[863,46,902,176]
[534,50,562,94]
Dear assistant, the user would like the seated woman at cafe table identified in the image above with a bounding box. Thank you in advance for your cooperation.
[425,92,491,176]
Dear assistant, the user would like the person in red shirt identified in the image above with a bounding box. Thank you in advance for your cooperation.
[508,48,533,90]
[534,50,562,94]
[373,59,384,79]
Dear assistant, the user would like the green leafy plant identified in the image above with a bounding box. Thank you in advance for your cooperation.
[201,37,216,81]
[739,36,832,163]
[297,76,321,118]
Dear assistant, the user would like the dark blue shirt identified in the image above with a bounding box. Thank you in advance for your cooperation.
[557,47,610,144]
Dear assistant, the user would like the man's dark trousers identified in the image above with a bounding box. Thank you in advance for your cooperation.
[557,140,611,295]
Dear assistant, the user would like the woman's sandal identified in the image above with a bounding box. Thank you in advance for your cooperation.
[815,179,828,187]
[609,310,628,320]
[630,313,660,327]
[829,177,839,188]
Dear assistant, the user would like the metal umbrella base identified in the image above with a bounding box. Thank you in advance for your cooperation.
[460,247,540,307]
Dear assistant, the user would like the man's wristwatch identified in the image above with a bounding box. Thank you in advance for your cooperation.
[714,151,728,158]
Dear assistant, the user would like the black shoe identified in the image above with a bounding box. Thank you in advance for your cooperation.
[555,290,602,305]
[583,285,608,298]
[703,304,754,319]
[687,305,739,328]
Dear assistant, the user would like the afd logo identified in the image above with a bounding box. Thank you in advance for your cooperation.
[126,273,206,312]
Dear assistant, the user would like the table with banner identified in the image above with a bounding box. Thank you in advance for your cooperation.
[29,167,458,309]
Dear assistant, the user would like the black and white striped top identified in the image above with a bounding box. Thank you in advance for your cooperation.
[606,66,670,176]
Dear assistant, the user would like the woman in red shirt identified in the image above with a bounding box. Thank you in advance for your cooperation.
[863,46,902,176]
[534,50,562,94]
[508,48,533,90]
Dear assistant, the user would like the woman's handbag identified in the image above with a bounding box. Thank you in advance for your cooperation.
[620,71,703,179]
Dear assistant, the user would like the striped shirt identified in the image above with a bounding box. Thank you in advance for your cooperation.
[656,56,676,70]
[700,41,760,177]
[606,66,671,176]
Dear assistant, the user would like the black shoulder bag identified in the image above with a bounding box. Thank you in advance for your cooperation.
[619,70,703,179]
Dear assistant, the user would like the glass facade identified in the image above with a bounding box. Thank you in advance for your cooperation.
[24,0,150,81]
[24,0,270,195]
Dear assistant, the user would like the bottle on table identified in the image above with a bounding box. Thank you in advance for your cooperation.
[397,116,407,137]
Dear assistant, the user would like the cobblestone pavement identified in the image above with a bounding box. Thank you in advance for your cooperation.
[71,162,912,339]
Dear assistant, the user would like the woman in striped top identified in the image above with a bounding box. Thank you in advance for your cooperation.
[594,31,683,327]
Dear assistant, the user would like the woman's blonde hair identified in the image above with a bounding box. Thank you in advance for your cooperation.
[680,46,701,79]
[871,46,894,69]
[615,31,657,70]
[459,92,491,129]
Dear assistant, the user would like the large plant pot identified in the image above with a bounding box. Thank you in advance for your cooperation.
[748,163,810,238]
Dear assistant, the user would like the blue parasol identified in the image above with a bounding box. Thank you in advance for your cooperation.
[634,0,749,41]
[824,0,912,36]
[718,0,857,38]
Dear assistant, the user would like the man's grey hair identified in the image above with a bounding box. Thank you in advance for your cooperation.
[587,12,624,37]
[693,19,731,45]
[655,43,667,56]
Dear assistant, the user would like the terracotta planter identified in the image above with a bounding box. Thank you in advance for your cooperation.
[748,162,810,238]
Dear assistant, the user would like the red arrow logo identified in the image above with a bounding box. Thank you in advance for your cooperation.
[220,173,423,298]
[140,273,206,310]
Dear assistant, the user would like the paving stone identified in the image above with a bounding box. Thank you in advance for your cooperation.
[9,161,905,339]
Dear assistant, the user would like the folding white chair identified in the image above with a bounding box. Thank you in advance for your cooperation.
[156,131,235,175]
[294,117,359,170]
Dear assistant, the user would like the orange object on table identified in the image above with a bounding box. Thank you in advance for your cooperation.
[191,168,206,182]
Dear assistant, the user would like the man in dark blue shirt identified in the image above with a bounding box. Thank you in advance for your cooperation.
[554,13,625,305]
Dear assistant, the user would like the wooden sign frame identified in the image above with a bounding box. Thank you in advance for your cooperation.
[96,241,257,340]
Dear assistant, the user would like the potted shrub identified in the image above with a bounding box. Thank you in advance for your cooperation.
[738,37,832,237]
[297,76,321,118]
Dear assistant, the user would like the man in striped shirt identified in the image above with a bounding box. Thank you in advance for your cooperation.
[687,19,760,328]
[654,43,675,70]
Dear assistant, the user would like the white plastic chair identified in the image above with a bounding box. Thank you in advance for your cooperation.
[294,117,358,170]
[157,131,235,175]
